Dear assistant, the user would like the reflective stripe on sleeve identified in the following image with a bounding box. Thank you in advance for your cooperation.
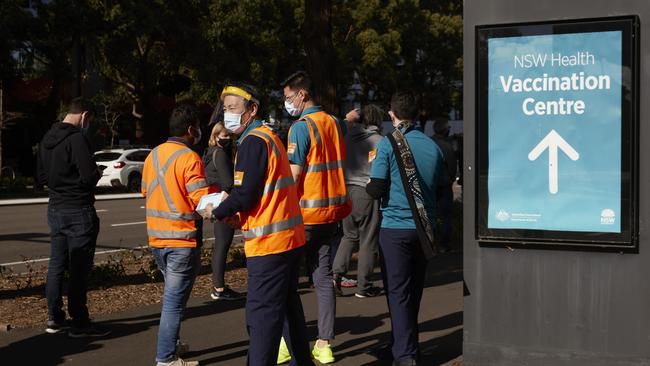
[186,179,208,193]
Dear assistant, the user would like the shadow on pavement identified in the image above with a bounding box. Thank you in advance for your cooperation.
[1,297,247,365]
[0,232,50,243]
[349,312,463,366]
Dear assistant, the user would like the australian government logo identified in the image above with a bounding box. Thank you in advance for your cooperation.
[600,209,616,225]
[496,210,510,222]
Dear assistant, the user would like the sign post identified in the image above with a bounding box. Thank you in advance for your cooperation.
[476,16,639,251]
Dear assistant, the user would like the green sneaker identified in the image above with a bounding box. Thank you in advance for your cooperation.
[277,337,291,364]
[312,342,335,364]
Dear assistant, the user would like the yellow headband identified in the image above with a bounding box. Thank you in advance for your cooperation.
[221,86,253,101]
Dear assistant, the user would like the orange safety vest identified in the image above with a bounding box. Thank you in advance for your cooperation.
[238,126,306,257]
[141,141,210,248]
[297,111,351,225]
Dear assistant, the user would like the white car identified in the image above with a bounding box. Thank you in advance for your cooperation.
[95,147,151,192]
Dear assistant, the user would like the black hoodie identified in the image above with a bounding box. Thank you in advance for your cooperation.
[37,122,101,208]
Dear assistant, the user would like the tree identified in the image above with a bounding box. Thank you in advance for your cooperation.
[303,0,339,115]
[332,0,463,117]
[88,0,205,144]
[194,0,303,110]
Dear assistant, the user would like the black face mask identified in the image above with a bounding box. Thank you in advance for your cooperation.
[219,138,233,151]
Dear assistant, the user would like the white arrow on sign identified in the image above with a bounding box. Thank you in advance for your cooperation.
[528,129,579,195]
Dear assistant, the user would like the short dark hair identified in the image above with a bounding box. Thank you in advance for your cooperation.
[281,71,314,96]
[69,97,96,116]
[362,104,385,128]
[169,104,199,137]
[390,90,419,121]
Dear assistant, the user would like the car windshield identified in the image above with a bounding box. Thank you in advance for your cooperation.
[95,152,122,162]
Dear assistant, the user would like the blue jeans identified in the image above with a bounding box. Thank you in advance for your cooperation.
[152,246,200,363]
[46,206,99,326]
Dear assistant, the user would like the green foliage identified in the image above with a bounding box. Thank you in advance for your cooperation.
[334,0,463,115]
[5,0,462,134]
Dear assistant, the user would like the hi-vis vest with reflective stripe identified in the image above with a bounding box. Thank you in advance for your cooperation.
[142,141,209,248]
[298,111,351,225]
[238,126,306,257]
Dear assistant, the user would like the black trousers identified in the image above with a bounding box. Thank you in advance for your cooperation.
[379,228,427,362]
[211,220,235,288]
[46,206,99,326]
[246,247,314,366]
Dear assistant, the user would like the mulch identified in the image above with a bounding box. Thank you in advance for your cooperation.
[0,255,249,330]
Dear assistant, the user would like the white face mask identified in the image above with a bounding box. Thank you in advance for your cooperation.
[224,111,243,132]
[284,100,302,117]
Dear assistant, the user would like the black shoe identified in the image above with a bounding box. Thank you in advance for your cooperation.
[68,323,111,338]
[210,287,244,301]
[355,286,383,298]
[393,358,418,366]
[45,319,69,334]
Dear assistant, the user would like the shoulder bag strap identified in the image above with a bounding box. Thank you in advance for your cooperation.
[387,126,437,260]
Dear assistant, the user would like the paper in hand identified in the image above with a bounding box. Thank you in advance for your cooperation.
[196,192,224,212]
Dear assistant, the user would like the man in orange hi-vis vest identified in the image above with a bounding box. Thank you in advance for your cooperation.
[142,105,210,366]
[276,71,352,365]
[201,83,314,366]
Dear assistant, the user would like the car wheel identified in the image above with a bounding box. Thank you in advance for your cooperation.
[127,173,142,193]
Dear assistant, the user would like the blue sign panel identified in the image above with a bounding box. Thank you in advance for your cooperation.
[476,17,639,251]
[487,31,622,233]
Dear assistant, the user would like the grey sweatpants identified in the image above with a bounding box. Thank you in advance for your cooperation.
[333,185,381,292]
[283,221,339,341]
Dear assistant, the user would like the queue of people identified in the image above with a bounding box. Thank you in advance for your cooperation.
[38,72,452,366]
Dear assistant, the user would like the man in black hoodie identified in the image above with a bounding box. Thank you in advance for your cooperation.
[37,97,110,338]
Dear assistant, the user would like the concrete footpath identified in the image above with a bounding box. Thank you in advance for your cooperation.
[0,253,463,366]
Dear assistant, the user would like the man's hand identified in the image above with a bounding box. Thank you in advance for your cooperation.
[199,203,214,221]
[345,108,361,124]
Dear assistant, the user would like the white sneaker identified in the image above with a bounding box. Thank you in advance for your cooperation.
[156,357,199,366]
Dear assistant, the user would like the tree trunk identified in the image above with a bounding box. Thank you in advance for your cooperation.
[303,0,339,115]
[72,36,83,97]
[0,80,3,174]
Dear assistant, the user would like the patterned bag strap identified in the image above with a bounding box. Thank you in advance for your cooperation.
[387,121,437,260]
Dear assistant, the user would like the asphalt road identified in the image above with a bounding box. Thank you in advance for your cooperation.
[0,199,241,269]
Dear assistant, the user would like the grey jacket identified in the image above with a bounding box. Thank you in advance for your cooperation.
[344,123,383,187]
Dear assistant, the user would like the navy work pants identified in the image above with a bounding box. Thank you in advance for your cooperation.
[379,228,427,362]
[246,247,313,366]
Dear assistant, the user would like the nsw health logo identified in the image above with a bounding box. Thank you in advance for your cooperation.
[600,209,616,225]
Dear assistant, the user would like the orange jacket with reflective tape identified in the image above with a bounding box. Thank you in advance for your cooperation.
[238,126,306,257]
[296,111,351,225]
[141,140,210,248]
